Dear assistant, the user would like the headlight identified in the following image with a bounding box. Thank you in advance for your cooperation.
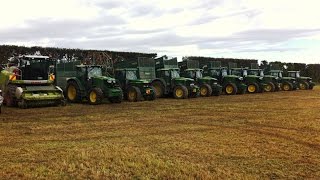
[238,77,243,81]
[293,81,296,83]
[107,79,112,83]
[190,83,194,86]
[259,77,263,80]
[213,82,217,85]
[275,77,279,80]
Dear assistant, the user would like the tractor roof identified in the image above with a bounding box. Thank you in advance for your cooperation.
[76,65,102,68]
[20,55,50,59]
[269,70,282,72]
[287,70,300,73]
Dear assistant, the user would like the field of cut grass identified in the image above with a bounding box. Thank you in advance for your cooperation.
[0,87,320,179]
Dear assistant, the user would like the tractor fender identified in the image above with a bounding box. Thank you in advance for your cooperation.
[66,78,86,95]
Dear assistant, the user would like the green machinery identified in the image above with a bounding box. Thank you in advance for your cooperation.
[151,56,200,99]
[56,61,123,104]
[200,61,247,95]
[267,70,298,91]
[0,55,65,108]
[113,57,156,102]
[247,64,281,92]
[228,63,266,93]
[287,71,315,90]
[179,59,222,97]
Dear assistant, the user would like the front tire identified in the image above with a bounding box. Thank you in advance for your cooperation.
[299,81,309,90]
[127,86,142,102]
[88,88,103,105]
[282,82,293,91]
[264,82,275,92]
[224,83,237,95]
[200,84,212,97]
[247,83,259,93]
[173,85,188,99]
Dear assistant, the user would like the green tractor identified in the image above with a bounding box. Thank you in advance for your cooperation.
[56,61,123,104]
[200,61,247,95]
[113,57,156,102]
[246,69,281,92]
[229,64,266,93]
[179,59,222,97]
[151,56,200,99]
[287,71,315,90]
[267,70,298,91]
[0,54,65,108]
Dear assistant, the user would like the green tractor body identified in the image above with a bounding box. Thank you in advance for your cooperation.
[0,55,65,108]
[267,70,298,91]
[287,71,315,90]
[247,69,281,92]
[229,68,266,93]
[201,62,247,95]
[151,56,200,99]
[179,59,222,97]
[56,61,123,104]
[113,57,156,101]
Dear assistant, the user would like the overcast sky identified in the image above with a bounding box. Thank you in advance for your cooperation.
[0,0,320,63]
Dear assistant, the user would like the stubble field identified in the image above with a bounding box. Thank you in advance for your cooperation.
[0,87,320,179]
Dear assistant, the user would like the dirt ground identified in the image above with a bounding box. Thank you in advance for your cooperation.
[0,87,320,179]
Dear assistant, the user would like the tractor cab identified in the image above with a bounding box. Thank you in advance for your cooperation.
[287,71,300,78]
[247,69,264,77]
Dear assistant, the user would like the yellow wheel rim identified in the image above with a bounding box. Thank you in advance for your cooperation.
[128,90,137,100]
[264,84,272,92]
[200,87,208,96]
[299,83,306,90]
[283,84,290,91]
[225,85,234,94]
[175,88,184,98]
[248,85,256,93]
[89,91,97,103]
[67,85,76,100]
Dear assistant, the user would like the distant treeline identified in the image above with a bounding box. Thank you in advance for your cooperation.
[0,45,157,67]
[1,45,319,82]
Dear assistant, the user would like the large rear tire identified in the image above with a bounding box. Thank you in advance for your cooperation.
[66,81,81,102]
[127,86,142,102]
[224,83,237,95]
[151,81,165,98]
[200,84,212,97]
[173,85,188,99]
[264,82,275,92]
[88,88,103,105]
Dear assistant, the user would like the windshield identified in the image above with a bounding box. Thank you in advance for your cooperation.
[231,69,242,76]
[288,72,296,78]
[210,69,220,76]
[195,70,202,78]
[248,70,259,76]
[88,67,102,77]
[126,70,137,80]
[221,69,228,76]
[171,69,180,78]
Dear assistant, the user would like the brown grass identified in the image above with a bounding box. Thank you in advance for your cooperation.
[1,87,320,179]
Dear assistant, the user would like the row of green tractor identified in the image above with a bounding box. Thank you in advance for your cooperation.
[0,54,316,109]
